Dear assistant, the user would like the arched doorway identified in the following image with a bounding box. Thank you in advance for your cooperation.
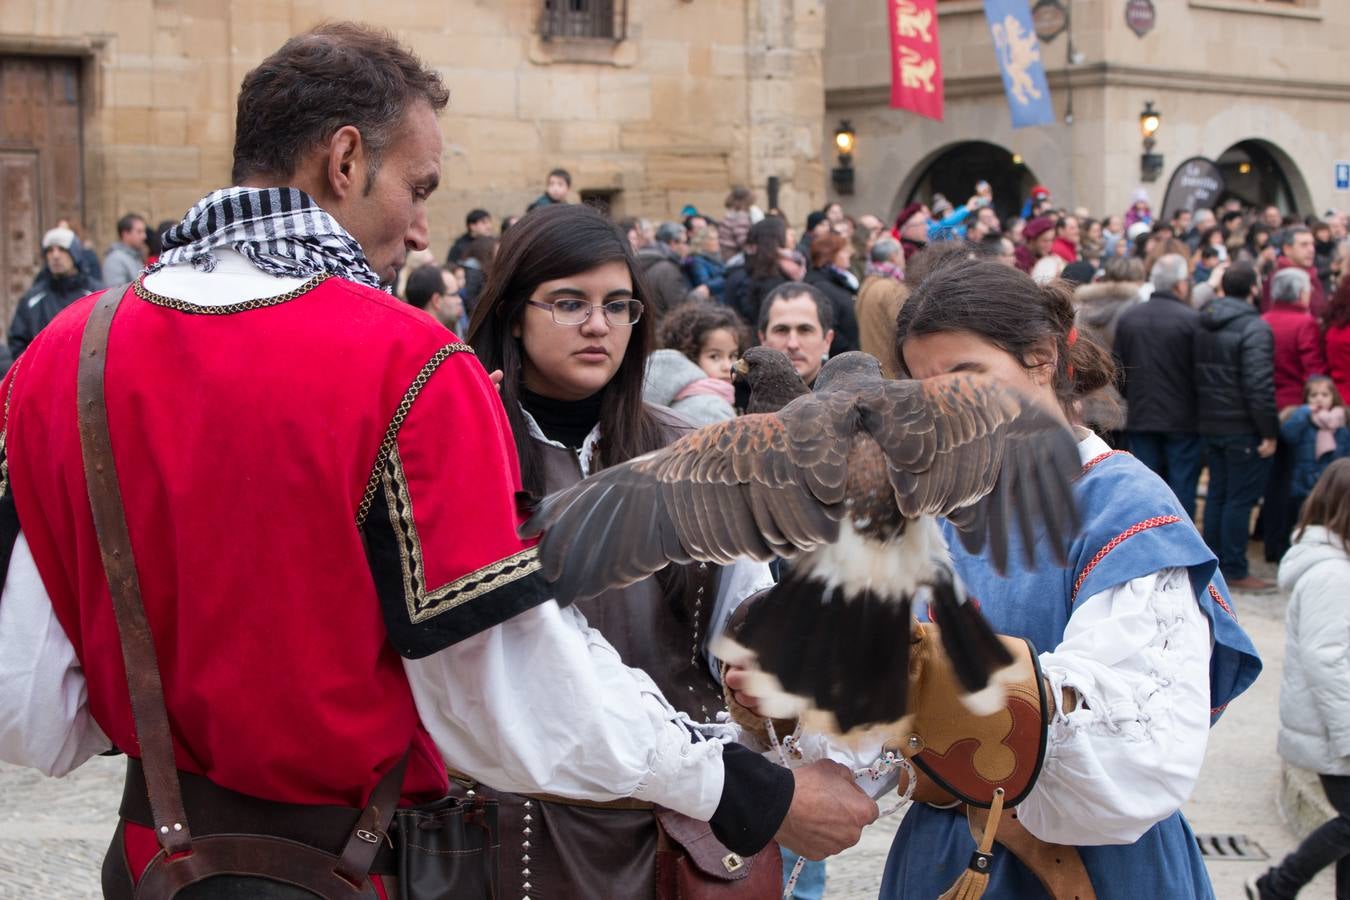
[1214,140,1312,216]
[895,141,1039,225]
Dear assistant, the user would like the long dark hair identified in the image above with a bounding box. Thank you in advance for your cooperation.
[1327,275,1350,330]
[748,217,788,280]
[467,203,665,499]
[894,254,1114,412]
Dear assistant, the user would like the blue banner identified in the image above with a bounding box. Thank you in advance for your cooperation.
[983,0,1054,128]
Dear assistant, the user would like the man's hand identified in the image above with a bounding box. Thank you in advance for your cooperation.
[1258,437,1277,458]
[690,284,711,302]
[773,760,878,860]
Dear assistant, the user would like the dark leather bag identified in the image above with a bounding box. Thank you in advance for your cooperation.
[390,793,500,899]
[653,810,782,899]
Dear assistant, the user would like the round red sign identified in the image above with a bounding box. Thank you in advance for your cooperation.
[1125,0,1155,37]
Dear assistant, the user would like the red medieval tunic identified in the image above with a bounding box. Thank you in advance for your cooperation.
[0,273,550,884]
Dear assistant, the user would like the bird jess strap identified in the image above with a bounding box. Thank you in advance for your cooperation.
[79,285,405,899]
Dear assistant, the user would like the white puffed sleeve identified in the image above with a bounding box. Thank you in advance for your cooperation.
[404,600,726,821]
[0,532,112,776]
[1016,566,1212,845]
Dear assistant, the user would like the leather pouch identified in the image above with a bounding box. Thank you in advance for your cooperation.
[391,794,500,900]
[653,809,782,899]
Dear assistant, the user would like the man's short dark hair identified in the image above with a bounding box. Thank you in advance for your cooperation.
[758,281,834,334]
[231,23,449,186]
[1199,245,1220,260]
[548,168,572,187]
[1280,225,1311,250]
[404,263,447,309]
[466,208,491,227]
[1221,261,1258,299]
[117,213,145,238]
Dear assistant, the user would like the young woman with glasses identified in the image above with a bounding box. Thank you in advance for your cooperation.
[466,203,781,898]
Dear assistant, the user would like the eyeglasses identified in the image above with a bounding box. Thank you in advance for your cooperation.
[526,298,644,327]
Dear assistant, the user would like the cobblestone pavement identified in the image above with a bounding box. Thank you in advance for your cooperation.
[0,567,1336,898]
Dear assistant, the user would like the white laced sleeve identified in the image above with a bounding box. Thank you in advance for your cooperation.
[403,600,726,821]
[0,531,111,776]
[1015,566,1212,845]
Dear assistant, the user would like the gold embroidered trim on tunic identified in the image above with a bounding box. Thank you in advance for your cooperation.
[133,272,329,314]
[355,342,473,526]
[381,442,541,623]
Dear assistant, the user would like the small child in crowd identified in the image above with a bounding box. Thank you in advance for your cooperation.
[1249,459,1350,900]
[1280,375,1350,512]
[642,302,748,425]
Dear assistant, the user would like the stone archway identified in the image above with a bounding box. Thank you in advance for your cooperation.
[1215,139,1313,217]
[892,140,1040,226]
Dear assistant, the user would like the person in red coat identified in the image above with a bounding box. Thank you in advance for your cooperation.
[1324,276,1350,401]
[1050,214,1080,263]
[1263,268,1327,409]
[1262,226,1326,322]
[1262,266,1327,562]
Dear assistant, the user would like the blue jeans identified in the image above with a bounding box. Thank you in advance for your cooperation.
[1202,435,1272,581]
[781,849,826,899]
[1127,432,1204,521]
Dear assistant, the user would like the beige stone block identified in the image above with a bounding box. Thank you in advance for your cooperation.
[111,106,151,144]
[442,70,517,119]
[596,73,652,122]
[641,40,691,73]
[441,116,539,155]
[442,34,527,70]
[151,186,213,223]
[150,109,189,146]
[112,66,154,108]
[151,59,198,109]
[107,145,201,183]
[558,121,622,153]
[187,110,233,147]
[517,70,599,120]
[711,44,749,79]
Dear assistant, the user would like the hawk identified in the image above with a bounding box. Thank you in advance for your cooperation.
[521,349,1081,733]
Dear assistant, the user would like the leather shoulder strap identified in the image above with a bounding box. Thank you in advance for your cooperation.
[76,283,193,855]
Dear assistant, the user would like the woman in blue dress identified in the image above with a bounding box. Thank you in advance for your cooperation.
[882,256,1262,899]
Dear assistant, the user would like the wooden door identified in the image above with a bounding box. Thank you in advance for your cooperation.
[0,56,84,337]
[0,151,41,331]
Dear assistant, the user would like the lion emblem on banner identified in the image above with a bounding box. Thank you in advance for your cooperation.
[899,47,937,93]
[896,0,934,42]
[992,14,1042,105]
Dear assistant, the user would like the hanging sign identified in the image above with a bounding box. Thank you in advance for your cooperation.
[984,0,1055,129]
[1161,157,1226,221]
[888,0,944,121]
[1125,0,1156,37]
[1032,0,1068,42]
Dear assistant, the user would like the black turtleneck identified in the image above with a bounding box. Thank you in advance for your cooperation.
[520,387,604,450]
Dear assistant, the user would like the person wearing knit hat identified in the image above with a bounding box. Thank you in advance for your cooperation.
[10,226,101,359]
[1015,215,1056,273]
[797,209,833,265]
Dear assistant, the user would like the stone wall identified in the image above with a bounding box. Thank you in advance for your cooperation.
[0,0,825,258]
[823,0,1350,221]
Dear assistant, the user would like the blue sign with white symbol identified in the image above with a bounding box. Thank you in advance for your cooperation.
[1336,161,1350,192]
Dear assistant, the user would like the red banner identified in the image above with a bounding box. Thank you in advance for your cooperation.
[888,0,944,121]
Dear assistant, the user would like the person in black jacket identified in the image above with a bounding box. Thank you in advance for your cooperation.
[445,208,493,265]
[9,227,101,359]
[1114,253,1204,518]
[1195,262,1278,589]
[804,232,860,356]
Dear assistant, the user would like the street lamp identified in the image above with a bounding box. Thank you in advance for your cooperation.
[1139,101,1163,182]
[832,120,855,195]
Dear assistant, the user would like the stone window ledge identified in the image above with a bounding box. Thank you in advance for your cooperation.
[529,36,638,67]
[1187,0,1321,20]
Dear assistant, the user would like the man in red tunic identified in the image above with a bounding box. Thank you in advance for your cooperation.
[0,22,874,896]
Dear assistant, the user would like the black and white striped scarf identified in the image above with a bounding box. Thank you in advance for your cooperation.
[148,187,383,289]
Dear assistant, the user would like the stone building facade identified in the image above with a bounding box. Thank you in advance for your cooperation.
[824,0,1350,226]
[0,0,826,325]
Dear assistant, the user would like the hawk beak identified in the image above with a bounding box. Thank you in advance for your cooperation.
[733,359,750,377]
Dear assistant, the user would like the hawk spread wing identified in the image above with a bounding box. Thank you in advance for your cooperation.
[522,372,1080,604]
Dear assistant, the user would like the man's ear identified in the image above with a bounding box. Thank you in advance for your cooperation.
[326,125,365,200]
[823,328,835,349]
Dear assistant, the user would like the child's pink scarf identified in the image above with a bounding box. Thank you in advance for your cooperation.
[1312,406,1347,458]
[675,377,735,406]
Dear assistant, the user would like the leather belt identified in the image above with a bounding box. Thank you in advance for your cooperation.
[447,767,655,811]
[119,758,400,875]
